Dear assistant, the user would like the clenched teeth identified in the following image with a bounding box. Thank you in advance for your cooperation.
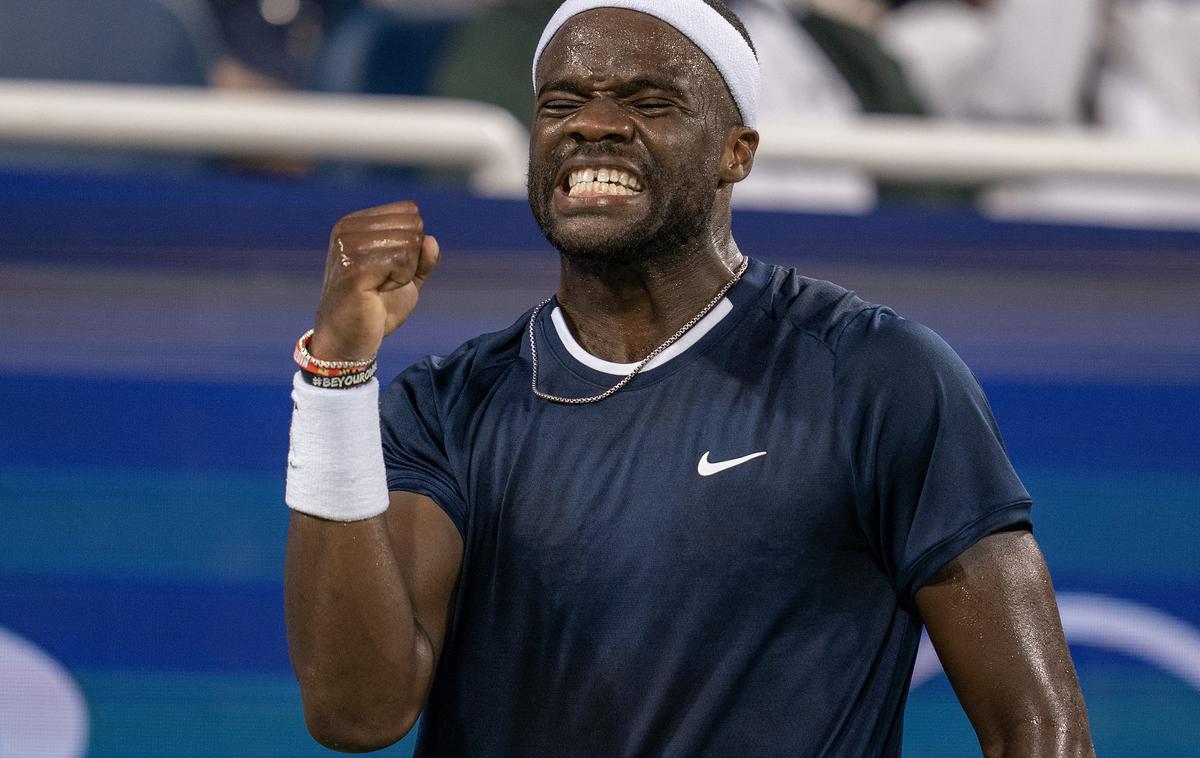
[569,181,639,197]
[567,166,643,197]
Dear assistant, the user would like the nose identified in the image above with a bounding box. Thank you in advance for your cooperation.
[566,97,634,144]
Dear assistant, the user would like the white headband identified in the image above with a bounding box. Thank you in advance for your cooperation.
[532,0,761,127]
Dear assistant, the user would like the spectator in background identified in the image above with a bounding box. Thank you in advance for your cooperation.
[205,0,357,174]
[732,0,977,209]
[207,0,358,92]
[740,0,927,119]
[369,0,490,14]
[880,0,1200,138]
[431,0,561,128]
[1051,0,1200,227]
[0,0,223,174]
[876,0,1100,125]
[740,0,1196,225]
[1094,0,1200,137]
[878,0,1200,227]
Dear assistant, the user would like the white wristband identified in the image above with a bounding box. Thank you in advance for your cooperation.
[285,372,390,522]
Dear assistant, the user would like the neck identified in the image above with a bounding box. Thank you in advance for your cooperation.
[555,230,744,363]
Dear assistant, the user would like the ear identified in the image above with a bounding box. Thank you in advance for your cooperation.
[718,127,759,184]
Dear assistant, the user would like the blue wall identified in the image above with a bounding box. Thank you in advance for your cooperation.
[1,171,1197,756]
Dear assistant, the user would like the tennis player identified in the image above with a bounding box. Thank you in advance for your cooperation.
[284,1,1095,755]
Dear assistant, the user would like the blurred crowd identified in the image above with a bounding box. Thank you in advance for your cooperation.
[0,0,1197,215]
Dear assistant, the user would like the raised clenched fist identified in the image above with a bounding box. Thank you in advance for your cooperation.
[310,201,440,362]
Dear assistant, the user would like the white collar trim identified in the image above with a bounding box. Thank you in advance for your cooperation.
[550,298,733,375]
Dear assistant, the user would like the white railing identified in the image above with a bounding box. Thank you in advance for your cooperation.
[0,80,530,197]
[2,79,1200,197]
[754,116,1200,183]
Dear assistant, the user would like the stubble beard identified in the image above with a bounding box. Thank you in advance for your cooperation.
[527,151,718,268]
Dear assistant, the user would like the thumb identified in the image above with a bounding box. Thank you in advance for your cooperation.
[412,234,440,290]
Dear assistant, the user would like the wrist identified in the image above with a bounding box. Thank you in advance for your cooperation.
[294,329,377,389]
[309,330,377,364]
[286,373,389,522]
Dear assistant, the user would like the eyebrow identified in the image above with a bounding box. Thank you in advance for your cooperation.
[619,78,687,98]
[537,76,687,99]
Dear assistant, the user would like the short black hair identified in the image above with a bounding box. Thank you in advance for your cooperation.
[700,0,757,57]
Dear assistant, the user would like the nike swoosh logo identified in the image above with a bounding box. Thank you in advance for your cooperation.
[697,450,767,476]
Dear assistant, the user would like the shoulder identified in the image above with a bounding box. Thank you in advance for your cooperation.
[756,265,965,381]
[757,265,882,355]
[381,309,530,417]
[832,305,969,391]
[826,302,988,433]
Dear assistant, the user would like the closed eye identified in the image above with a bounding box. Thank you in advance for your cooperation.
[539,99,582,115]
[632,99,674,115]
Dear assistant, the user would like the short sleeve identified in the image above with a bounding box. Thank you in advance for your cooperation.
[835,308,1032,607]
[380,359,469,537]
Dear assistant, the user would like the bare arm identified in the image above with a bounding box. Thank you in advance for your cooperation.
[284,201,459,751]
[285,492,462,752]
[915,529,1095,757]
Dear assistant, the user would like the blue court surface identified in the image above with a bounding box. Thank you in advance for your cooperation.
[1,171,1197,756]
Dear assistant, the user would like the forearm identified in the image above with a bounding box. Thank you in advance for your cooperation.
[285,512,432,752]
[982,714,1095,758]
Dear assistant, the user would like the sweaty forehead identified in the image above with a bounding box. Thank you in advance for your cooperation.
[535,8,720,94]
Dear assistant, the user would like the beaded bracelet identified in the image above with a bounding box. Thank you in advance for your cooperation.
[294,328,376,378]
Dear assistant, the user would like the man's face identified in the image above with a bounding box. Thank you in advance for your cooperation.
[528,8,738,264]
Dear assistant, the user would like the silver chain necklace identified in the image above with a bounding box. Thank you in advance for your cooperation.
[529,257,748,404]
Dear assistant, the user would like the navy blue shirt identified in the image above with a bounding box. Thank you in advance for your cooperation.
[380,257,1031,757]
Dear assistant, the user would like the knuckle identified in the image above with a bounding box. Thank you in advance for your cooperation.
[340,200,416,222]
[338,215,423,235]
[336,231,419,251]
[372,216,424,234]
[379,247,417,268]
[372,200,418,215]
